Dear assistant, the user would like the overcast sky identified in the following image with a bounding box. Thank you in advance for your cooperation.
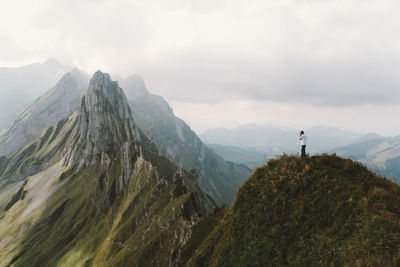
[1,0,399,135]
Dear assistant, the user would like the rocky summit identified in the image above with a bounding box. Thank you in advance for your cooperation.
[63,71,143,168]
[0,71,215,266]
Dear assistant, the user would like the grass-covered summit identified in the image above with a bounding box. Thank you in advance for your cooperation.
[192,154,400,266]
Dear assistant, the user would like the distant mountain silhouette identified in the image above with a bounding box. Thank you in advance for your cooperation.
[200,124,365,154]
[0,69,89,156]
[0,59,70,129]
[333,135,400,183]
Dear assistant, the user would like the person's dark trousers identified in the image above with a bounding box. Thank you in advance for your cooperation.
[301,145,306,157]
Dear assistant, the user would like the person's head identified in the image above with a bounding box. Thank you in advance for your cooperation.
[300,130,304,135]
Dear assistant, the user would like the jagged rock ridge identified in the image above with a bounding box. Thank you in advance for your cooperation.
[121,75,250,205]
[0,70,216,266]
[63,71,142,168]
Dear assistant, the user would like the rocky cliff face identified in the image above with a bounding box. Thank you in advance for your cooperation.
[0,71,215,266]
[121,75,250,205]
[0,70,249,206]
[63,71,142,168]
[0,69,89,156]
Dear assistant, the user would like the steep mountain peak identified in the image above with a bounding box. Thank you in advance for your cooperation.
[0,69,88,157]
[0,74,218,266]
[354,132,383,143]
[120,73,149,100]
[90,70,114,87]
[125,73,146,88]
[42,58,63,68]
[68,68,90,91]
[85,71,139,126]
[63,70,142,167]
[49,71,80,95]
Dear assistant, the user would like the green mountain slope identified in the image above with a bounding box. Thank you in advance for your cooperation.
[121,75,250,205]
[0,71,215,266]
[191,154,400,266]
[0,70,249,206]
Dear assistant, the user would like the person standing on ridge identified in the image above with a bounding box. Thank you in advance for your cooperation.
[299,130,307,157]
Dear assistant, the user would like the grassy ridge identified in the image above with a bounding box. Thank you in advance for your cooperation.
[192,154,400,266]
[5,145,212,266]
[7,165,105,266]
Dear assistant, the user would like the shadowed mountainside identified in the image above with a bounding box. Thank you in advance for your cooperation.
[121,75,250,205]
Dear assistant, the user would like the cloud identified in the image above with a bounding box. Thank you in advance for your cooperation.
[1,0,400,107]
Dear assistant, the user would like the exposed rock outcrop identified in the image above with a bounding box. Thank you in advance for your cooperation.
[122,74,250,205]
[0,70,217,266]
[63,71,142,168]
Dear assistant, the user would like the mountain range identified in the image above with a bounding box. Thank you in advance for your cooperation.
[0,71,216,266]
[333,135,400,183]
[120,75,249,205]
[0,65,249,205]
[0,69,89,156]
[200,124,378,154]
[0,61,399,266]
[200,124,400,183]
[205,144,268,169]
[0,59,70,130]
